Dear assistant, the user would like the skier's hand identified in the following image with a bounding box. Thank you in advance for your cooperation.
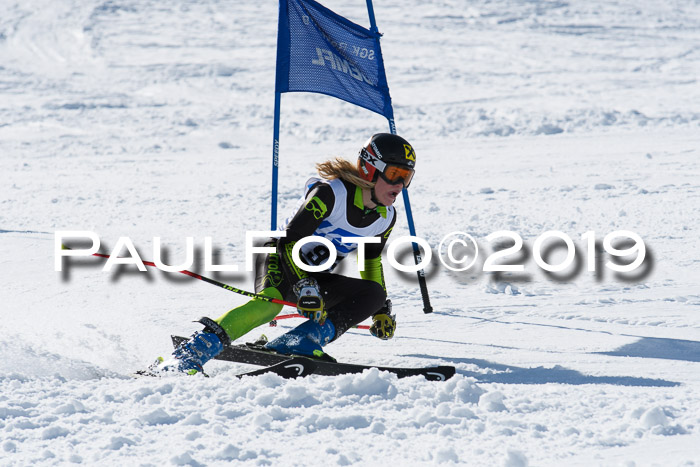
[370,299,396,340]
[293,278,326,323]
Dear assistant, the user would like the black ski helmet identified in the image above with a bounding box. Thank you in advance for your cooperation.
[357,133,416,188]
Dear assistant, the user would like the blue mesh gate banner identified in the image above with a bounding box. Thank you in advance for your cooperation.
[276,0,394,119]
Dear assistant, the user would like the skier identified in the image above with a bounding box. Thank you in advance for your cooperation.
[159,133,417,374]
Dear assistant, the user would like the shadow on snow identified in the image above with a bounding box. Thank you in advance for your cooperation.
[598,336,700,363]
[406,354,679,387]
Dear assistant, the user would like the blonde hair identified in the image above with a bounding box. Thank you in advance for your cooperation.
[316,157,375,189]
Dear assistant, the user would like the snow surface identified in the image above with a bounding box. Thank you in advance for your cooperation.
[2,0,700,465]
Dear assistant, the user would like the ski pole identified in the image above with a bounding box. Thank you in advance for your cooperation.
[63,245,371,330]
[61,245,297,307]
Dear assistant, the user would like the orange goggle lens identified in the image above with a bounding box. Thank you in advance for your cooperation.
[381,165,415,188]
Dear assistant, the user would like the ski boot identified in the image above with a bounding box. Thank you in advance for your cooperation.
[158,317,231,375]
[265,318,336,361]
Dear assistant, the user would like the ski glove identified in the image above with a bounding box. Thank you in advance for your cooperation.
[370,299,396,340]
[293,277,326,323]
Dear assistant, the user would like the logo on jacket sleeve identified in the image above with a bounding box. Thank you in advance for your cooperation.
[305,196,328,220]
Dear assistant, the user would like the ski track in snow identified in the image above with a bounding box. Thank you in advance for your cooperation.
[1,0,699,465]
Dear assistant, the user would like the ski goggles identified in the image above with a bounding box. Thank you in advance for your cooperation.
[379,164,415,188]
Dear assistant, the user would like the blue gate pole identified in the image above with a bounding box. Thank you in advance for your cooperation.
[366,0,379,32]
[271,91,281,230]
